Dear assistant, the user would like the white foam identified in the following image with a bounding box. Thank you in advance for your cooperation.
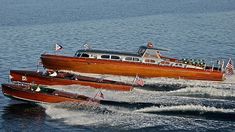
[169,87,235,98]
[42,104,100,125]
[136,104,235,113]
[46,80,235,104]
[41,102,235,130]
[41,103,178,129]
[39,72,235,128]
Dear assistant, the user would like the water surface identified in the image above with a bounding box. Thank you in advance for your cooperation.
[0,0,235,131]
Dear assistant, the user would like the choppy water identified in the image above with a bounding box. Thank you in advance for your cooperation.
[0,0,235,131]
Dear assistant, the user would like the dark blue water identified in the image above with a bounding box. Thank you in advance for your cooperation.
[0,0,235,131]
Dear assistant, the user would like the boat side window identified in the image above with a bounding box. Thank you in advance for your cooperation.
[111,55,120,60]
[76,53,81,57]
[125,57,132,61]
[138,48,146,56]
[133,57,140,62]
[81,53,90,58]
[144,59,155,63]
[124,57,140,62]
[101,55,110,59]
[74,51,81,57]
[173,63,184,67]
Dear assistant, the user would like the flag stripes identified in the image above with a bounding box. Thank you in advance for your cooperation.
[225,58,234,75]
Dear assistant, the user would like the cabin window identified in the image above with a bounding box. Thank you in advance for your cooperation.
[111,55,120,60]
[81,53,89,58]
[133,58,140,62]
[124,57,140,62]
[76,53,81,57]
[101,55,110,59]
[144,59,155,63]
[75,51,82,57]
[89,54,96,58]
[138,48,146,56]
[125,57,132,61]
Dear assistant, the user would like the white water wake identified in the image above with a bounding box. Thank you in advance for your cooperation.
[49,79,235,104]
[42,71,235,129]
[41,102,235,130]
[136,104,235,113]
[167,87,235,99]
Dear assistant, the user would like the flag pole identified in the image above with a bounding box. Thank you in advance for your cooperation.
[132,75,137,86]
[221,59,224,72]
[93,90,100,100]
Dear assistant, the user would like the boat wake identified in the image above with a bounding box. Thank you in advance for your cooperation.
[137,83,187,91]
[36,82,235,130]
[167,86,235,100]
[41,102,235,130]
[48,82,235,106]
[40,71,235,129]
[135,104,235,121]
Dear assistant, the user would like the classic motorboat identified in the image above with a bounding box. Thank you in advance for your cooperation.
[41,42,225,81]
[9,70,133,91]
[1,83,99,104]
[1,83,163,109]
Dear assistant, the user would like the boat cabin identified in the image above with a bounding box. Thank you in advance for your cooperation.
[74,43,207,70]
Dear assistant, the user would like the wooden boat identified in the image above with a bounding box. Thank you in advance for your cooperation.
[41,42,225,81]
[10,70,133,91]
[1,83,98,104]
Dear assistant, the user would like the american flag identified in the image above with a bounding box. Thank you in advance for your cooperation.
[134,75,144,86]
[98,91,104,99]
[55,43,63,51]
[225,58,234,75]
[93,90,104,99]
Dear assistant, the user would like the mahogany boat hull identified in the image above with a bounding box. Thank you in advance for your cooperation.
[41,54,224,81]
[1,84,93,103]
[10,70,132,91]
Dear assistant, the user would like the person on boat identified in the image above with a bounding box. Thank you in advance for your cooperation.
[69,74,77,80]
[35,86,41,92]
[147,41,154,48]
[46,69,58,77]
[156,50,161,59]
[56,72,69,78]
